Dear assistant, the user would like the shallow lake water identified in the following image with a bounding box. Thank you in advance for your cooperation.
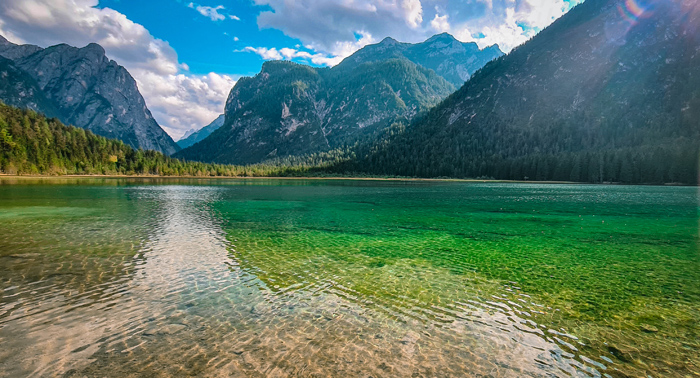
[0,178,698,377]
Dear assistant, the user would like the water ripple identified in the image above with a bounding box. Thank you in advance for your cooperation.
[1,180,698,377]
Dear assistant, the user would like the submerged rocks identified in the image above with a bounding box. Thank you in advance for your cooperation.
[639,324,659,333]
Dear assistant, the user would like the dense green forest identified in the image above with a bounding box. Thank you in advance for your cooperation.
[315,0,700,185]
[318,121,699,184]
[0,103,320,177]
[2,101,696,185]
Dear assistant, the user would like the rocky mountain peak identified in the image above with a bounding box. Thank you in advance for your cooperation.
[0,36,42,61]
[0,35,179,155]
[82,43,106,56]
[379,36,399,45]
[481,44,501,54]
[337,34,503,86]
[425,32,458,43]
[176,114,226,149]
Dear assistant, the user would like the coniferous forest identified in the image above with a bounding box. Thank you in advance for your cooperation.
[1,102,697,185]
[0,103,318,177]
[320,0,700,185]
[320,119,700,185]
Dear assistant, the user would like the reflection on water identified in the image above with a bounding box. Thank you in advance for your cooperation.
[0,179,697,377]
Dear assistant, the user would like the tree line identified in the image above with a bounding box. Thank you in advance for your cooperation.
[0,103,313,177]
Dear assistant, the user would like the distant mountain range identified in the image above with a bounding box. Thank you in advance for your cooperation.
[335,0,699,184]
[339,33,503,87]
[177,114,225,149]
[0,36,179,155]
[176,34,502,164]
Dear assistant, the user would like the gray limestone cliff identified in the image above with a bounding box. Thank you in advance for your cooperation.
[0,35,179,155]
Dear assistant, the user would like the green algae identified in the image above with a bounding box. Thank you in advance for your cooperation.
[210,182,700,377]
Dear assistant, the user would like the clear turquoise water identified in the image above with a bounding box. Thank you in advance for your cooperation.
[0,178,697,377]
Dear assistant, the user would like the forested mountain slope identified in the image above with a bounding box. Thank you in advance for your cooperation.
[176,57,454,164]
[176,34,502,165]
[338,0,699,184]
[0,103,291,177]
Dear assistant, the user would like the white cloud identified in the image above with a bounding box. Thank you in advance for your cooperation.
[449,0,579,51]
[457,7,529,51]
[252,0,582,56]
[402,0,424,28]
[431,14,451,33]
[187,2,238,23]
[252,0,425,56]
[192,4,226,22]
[0,0,235,139]
[243,46,344,66]
[243,46,282,60]
[138,71,235,138]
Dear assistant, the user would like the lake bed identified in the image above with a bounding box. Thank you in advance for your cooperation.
[0,178,698,377]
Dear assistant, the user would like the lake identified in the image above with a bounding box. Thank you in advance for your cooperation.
[0,178,698,377]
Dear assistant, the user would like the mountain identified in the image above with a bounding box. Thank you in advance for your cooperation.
[176,57,455,164]
[177,114,225,149]
[180,129,197,141]
[177,33,501,165]
[339,33,503,86]
[337,0,699,184]
[0,35,179,155]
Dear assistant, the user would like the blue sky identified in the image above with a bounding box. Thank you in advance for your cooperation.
[99,0,584,76]
[97,0,289,77]
[0,0,584,138]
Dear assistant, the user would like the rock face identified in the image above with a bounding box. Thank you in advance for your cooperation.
[347,0,700,183]
[0,56,59,118]
[0,35,179,155]
[177,114,225,149]
[176,58,454,164]
[177,34,501,165]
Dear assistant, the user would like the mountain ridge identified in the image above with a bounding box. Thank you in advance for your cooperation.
[177,114,225,149]
[333,0,699,184]
[176,33,502,165]
[337,33,503,87]
[0,36,179,155]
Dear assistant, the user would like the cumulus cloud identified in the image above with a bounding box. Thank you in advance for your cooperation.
[252,0,426,56]
[138,71,235,137]
[0,0,235,138]
[242,30,375,69]
[451,0,585,51]
[252,0,583,58]
[431,13,451,33]
[402,0,424,28]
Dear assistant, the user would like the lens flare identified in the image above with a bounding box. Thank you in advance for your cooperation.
[617,0,648,25]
